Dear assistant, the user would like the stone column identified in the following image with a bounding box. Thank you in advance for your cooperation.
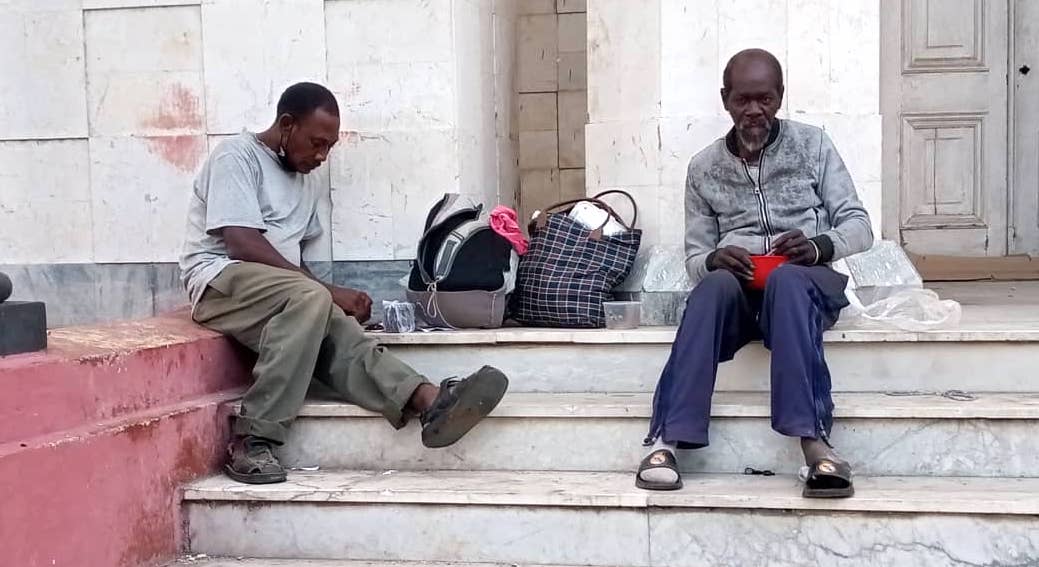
[515,0,589,225]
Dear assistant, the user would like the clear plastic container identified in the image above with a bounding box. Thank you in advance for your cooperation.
[603,301,641,330]
[382,301,416,333]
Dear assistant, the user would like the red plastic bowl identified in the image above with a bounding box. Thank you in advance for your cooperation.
[748,255,787,290]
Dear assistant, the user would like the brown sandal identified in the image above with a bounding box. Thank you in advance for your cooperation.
[421,366,509,449]
[224,435,287,484]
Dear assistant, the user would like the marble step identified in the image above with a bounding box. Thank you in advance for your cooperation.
[183,469,1039,566]
[367,327,1039,393]
[173,556,581,560]
[275,392,1039,477]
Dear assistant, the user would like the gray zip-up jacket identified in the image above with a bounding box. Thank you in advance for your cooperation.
[684,119,873,284]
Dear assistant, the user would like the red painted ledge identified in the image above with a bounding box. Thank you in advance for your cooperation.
[0,311,252,445]
[0,312,252,567]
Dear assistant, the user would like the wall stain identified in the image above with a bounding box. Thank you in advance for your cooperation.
[144,135,206,173]
[143,84,203,131]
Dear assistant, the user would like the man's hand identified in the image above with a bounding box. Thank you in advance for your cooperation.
[329,286,373,323]
[709,245,755,280]
[771,230,818,265]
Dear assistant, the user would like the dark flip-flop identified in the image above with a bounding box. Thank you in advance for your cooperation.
[421,366,509,449]
[802,458,854,498]
[635,449,683,491]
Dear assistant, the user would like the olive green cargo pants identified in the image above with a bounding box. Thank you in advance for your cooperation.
[193,262,428,444]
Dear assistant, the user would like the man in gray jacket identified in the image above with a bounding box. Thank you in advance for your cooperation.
[636,49,872,497]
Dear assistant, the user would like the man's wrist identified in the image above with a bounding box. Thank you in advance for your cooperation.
[807,240,820,265]
[809,235,834,264]
[705,250,719,271]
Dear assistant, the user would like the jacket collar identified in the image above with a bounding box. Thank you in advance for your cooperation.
[724,119,783,159]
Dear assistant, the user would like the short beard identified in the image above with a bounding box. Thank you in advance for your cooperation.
[736,120,770,158]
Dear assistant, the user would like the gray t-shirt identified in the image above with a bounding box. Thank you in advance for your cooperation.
[179,132,323,308]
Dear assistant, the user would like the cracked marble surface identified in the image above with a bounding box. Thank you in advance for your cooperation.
[292,392,1039,419]
[277,412,1039,477]
[649,510,1039,567]
[185,471,1039,565]
[184,470,1039,515]
[366,322,1039,345]
[187,501,649,565]
[173,556,606,560]
[269,392,1039,477]
[384,341,1039,393]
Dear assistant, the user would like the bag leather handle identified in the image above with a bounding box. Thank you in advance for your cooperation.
[534,190,639,239]
[591,190,639,228]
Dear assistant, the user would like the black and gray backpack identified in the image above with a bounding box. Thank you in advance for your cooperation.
[406,193,518,328]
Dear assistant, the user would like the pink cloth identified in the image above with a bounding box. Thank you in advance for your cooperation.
[489,205,529,256]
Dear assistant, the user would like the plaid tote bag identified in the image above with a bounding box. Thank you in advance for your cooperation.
[513,190,642,327]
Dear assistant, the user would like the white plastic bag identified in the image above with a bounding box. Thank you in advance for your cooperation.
[833,240,961,331]
[567,201,627,236]
[838,288,961,332]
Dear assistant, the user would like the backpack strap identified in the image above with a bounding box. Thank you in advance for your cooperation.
[415,196,484,285]
[432,221,490,280]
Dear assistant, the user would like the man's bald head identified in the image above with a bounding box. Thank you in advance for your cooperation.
[719,49,785,160]
[722,49,784,93]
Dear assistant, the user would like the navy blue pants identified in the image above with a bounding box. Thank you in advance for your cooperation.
[647,264,850,449]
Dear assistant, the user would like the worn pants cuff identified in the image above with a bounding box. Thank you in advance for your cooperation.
[231,414,288,445]
[385,374,432,430]
[772,420,820,440]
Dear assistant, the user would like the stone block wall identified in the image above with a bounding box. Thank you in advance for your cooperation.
[516,0,588,225]
[0,0,518,326]
[1,0,883,325]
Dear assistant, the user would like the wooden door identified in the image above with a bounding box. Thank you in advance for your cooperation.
[882,0,1009,256]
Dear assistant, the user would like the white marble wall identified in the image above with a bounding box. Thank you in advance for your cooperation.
[587,0,882,257]
[0,0,514,265]
[3,0,880,272]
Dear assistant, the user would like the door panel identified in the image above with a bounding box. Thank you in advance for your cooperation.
[1011,0,1039,254]
[901,114,984,228]
[884,0,1009,256]
[905,0,984,70]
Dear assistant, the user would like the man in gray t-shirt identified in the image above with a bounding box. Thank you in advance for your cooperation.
[180,83,508,484]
